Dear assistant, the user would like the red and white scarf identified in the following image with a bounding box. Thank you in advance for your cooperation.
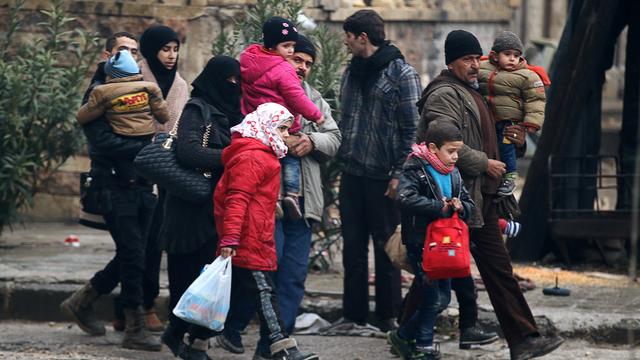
[230,103,293,159]
[408,143,454,175]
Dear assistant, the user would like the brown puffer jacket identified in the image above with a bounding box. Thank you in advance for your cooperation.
[76,74,169,136]
[478,58,546,130]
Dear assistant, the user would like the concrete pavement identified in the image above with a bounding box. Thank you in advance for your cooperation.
[2,222,640,350]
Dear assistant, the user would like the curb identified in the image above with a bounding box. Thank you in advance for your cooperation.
[2,282,640,346]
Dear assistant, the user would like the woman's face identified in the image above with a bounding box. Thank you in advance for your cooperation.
[157,40,179,70]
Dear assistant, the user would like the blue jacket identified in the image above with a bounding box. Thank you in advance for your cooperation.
[338,47,421,180]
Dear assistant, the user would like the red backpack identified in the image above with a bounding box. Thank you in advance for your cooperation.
[422,212,470,280]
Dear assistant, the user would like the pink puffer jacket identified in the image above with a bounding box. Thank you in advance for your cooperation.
[240,44,321,132]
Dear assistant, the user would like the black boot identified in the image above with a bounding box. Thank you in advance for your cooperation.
[122,306,162,352]
[270,338,319,360]
[60,282,105,336]
[161,322,183,356]
[179,334,211,360]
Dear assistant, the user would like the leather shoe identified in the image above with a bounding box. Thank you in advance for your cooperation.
[510,334,564,360]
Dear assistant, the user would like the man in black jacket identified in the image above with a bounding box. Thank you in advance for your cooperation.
[60,32,161,352]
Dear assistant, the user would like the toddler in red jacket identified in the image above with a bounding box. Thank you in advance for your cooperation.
[240,16,325,220]
[213,103,319,360]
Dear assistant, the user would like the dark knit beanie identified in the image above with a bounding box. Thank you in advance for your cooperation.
[491,31,524,53]
[444,30,483,64]
[294,34,316,61]
[263,16,299,49]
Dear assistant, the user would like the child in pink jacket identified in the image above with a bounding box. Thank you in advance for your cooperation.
[240,16,324,219]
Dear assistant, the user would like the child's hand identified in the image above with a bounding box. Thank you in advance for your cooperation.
[441,199,451,214]
[450,197,463,212]
[316,116,325,126]
[220,247,236,258]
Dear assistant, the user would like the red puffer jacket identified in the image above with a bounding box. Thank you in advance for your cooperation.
[214,137,280,271]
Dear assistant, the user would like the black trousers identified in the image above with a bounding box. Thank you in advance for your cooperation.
[471,194,538,348]
[167,239,218,340]
[112,190,164,317]
[452,275,478,330]
[90,185,156,309]
[339,173,402,323]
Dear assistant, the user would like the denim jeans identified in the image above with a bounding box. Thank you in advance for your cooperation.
[399,244,452,348]
[223,198,312,354]
[496,121,517,174]
[281,154,301,194]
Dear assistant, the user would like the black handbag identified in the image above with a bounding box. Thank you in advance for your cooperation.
[134,115,213,204]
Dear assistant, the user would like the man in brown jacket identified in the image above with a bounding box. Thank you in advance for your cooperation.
[416,30,563,360]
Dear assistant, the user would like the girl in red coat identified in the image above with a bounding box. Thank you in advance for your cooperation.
[214,103,319,360]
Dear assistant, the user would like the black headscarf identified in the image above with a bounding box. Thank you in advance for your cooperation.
[140,25,180,98]
[191,56,243,127]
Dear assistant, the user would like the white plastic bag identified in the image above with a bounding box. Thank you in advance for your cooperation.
[172,255,232,331]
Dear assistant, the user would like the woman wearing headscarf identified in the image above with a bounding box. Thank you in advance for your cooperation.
[139,25,189,130]
[158,56,243,359]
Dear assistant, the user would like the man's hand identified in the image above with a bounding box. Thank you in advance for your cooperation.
[220,247,236,258]
[287,133,314,157]
[503,124,526,147]
[384,178,399,199]
[487,159,506,179]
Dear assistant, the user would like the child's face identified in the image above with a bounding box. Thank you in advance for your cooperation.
[494,49,521,71]
[275,120,292,140]
[428,140,463,166]
[274,41,296,58]
[157,40,179,70]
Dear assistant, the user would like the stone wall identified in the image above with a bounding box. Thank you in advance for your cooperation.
[1,0,517,221]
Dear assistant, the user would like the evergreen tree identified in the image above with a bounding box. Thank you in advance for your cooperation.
[0,0,99,234]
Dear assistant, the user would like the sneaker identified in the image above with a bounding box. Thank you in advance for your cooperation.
[387,330,413,359]
[410,345,441,360]
[497,179,516,196]
[282,194,303,220]
[510,334,564,360]
[216,332,244,354]
[270,338,319,360]
[459,326,500,349]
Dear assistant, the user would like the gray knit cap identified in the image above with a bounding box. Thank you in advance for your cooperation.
[491,31,523,53]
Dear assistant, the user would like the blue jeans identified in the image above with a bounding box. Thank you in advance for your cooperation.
[399,244,452,348]
[496,121,517,174]
[281,154,301,194]
[223,198,312,353]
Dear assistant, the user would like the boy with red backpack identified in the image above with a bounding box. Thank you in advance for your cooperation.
[388,121,475,360]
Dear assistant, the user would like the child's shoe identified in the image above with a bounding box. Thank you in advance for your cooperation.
[497,178,516,196]
[270,338,319,360]
[282,193,303,220]
[387,329,413,359]
[411,344,441,360]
